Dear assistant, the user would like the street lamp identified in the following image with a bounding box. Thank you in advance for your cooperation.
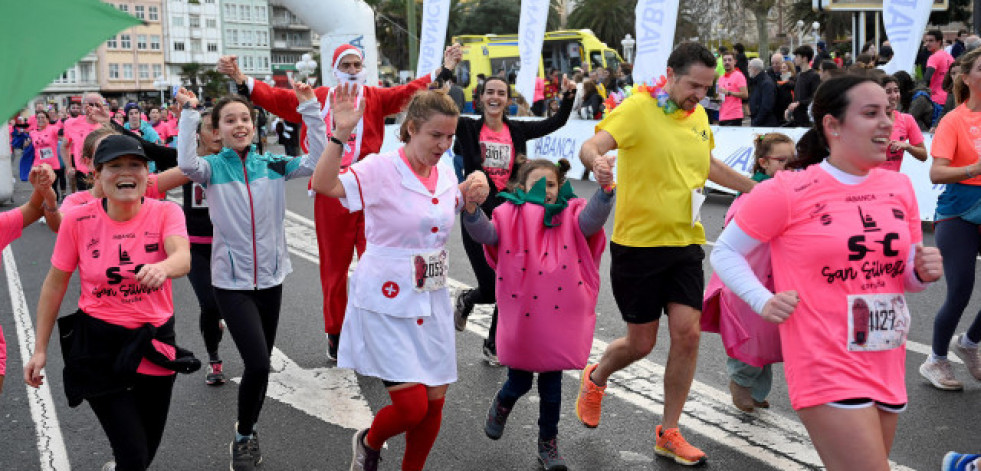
[295,53,317,85]
[152,75,168,105]
[621,34,636,64]
[812,21,821,47]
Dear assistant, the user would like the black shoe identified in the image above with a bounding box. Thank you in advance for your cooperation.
[230,438,255,471]
[454,289,476,332]
[248,431,262,466]
[538,437,568,471]
[326,333,339,362]
[482,341,501,367]
[484,394,512,440]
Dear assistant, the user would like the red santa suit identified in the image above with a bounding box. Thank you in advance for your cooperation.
[244,45,435,336]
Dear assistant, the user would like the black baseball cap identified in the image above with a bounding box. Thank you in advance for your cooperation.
[93,135,150,166]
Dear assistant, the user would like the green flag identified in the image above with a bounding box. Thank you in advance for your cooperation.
[0,0,141,120]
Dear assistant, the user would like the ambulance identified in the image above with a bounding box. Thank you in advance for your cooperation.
[451,29,624,112]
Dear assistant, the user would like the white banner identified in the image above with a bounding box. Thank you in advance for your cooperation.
[632,0,680,85]
[416,0,451,78]
[516,0,550,105]
[882,0,934,75]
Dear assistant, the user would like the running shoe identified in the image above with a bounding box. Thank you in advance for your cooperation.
[942,451,981,471]
[484,394,512,440]
[100,462,115,471]
[482,341,501,367]
[230,438,255,471]
[248,431,262,466]
[951,334,981,380]
[537,437,569,471]
[919,358,964,391]
[206,361,227,386]
[326,333,339,362]
[350,428,381,471]
[654,425,707,466]
[454,288,476,332]
[728,380,755,412]
[574,364,606,428]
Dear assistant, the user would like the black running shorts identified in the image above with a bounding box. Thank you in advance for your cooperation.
[610,243,705,324]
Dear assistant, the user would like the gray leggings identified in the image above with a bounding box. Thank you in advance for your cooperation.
[932,217,981,356]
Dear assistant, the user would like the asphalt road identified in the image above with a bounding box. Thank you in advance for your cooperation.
[0,164,979,471]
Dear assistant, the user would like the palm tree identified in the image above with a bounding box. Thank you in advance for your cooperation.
[567,0,634,51]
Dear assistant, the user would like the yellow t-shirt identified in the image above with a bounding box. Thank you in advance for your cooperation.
[597,92,714,247]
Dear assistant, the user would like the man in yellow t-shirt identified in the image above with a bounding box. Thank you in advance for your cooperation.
[573,42,755,466]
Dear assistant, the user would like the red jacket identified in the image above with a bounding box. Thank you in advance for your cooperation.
[248,75,433,156]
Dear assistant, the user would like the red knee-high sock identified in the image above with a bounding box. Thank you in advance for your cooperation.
[402,397,445,471]
[365,385,429,451]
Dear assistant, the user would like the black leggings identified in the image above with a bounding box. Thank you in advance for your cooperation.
[53,168,66,201]
[88,374,176,471]
[187,244,222,357]
[932,217,981,356]
[461,221,499,344]
[214,285,283,436]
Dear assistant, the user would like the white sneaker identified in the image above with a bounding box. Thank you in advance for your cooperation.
[951,334,981,381]
[919,358,964,391]
[101,462,116,471]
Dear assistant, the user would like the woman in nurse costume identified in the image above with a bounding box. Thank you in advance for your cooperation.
[311,84,488,471]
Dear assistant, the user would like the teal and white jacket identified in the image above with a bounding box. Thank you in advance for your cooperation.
[177,99,326,290]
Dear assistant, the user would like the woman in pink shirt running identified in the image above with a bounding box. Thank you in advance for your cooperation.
[711,75,944,470]
[879,75,927,172]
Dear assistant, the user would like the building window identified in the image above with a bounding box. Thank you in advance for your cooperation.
[227,29,238,46]
[243,55,254,71]
[189,15,200,28]
[117,4,129,13]
[173,16,184,27]
[134,5,145,19]
[174,41,185,51]
[206,18,217,28]
[138,63,150,79]
[207,42,218,53]
[137,35,147,50]
[150,35,161,50]
[123,64,133,79]
[242,30,253,47]
[239,5,250,22]
[191,40,202,53]
[261,56,269,70]
[148,6,159,21]
[107,35,118,49]
[152,64,162,78]
[109,64,120,79]
[224,4,236,21]
[120,34,131,49]
[257,31,267,47]
[204,0,215,3]
[255,6,267,22]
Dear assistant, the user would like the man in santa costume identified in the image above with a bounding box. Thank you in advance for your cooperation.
[217,43,463,360]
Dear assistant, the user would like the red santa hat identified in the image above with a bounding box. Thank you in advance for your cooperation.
[332,44,363,70]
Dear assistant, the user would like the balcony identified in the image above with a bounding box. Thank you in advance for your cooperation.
[271,18,309,30]
[272,40,310,52]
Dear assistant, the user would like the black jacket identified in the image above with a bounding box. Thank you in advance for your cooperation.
[792,69,821,126]
[749,72,780,127]
[453,91,574,215]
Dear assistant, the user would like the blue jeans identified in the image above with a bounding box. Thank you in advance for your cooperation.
[726,357,772,403]
[497,368,562,440]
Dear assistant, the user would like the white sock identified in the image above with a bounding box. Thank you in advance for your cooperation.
[930,353,948,363]
[968,457,979,471]
[960,335,979,349]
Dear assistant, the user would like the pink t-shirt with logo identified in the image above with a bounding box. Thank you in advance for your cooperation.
[881,111,925,172]
[735,165,922,410]
[0,209,24,375]
[51,198,187,375]
[718,70,747,121]
[60,174,164,214]
[927,49,955,105]
[63,116,102,174]
[479,123,515,192]
[29,126,62,170]
[152,121,171,144]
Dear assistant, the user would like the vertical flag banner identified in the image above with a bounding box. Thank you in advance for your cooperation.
[516,0,550,106]
[632,0,680,85]
[416,0,451,78]
[0,0,141,121]
[882,0,934,75]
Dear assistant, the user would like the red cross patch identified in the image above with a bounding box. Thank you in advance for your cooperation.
[382,281,400,298]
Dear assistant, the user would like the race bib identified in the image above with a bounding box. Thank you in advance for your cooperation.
[39,147,55,161]
[482,141,513,170]
[412,249,447,292]
[847,293,910,352]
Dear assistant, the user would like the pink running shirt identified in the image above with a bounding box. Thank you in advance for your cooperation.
[51,198,187,375]
[927,49,955,105]
[30,126,62,170]
[718,70,747,121]
[479,123,515,192]
[881,111,924,172]
[734,165,922,410]
[63,117,102,174]
[0,208,24,376]
[931,104,981,186]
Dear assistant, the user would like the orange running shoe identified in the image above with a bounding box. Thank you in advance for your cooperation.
[655,425,706,466]
[574,364,606,428]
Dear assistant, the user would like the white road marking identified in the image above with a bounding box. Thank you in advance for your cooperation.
[3,247,70,471]
[279,210,919,470]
